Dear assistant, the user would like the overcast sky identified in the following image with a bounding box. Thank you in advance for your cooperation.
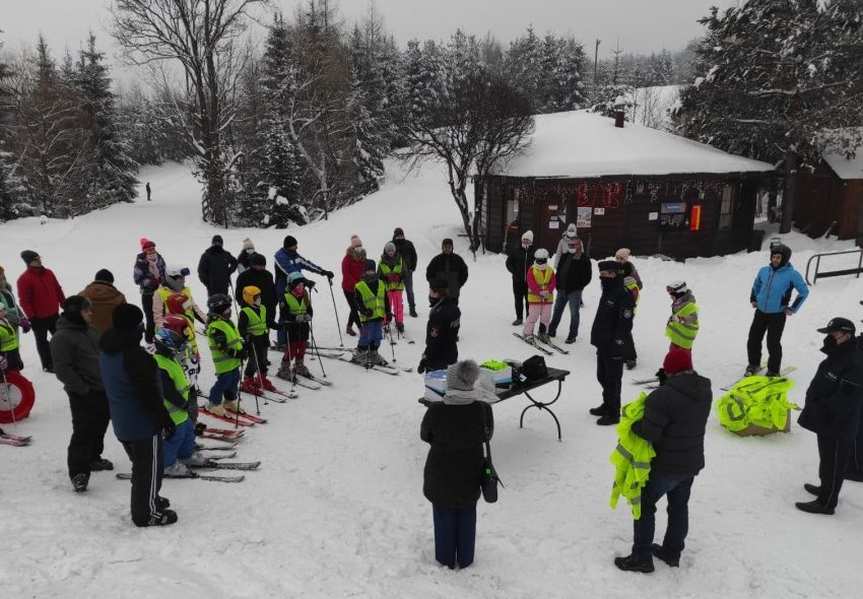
[2,0,740,74]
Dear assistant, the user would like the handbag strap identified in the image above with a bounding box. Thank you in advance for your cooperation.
[479,403,493,464]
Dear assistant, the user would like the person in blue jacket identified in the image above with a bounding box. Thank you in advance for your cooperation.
[746,243,809,376]
[274,235,334,348]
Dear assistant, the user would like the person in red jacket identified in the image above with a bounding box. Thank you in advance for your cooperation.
[341,240,366,337]
[17,250,65,372]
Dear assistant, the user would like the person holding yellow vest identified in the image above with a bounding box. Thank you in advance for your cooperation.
[665,281,699,352]
[276,272,314,381]
[205,294,246,417]
[353,260,392,366]
[523,249,556,344]
[154,317,208,476]
[153,265,206,333]
[239,285,277,392]
[379,242,406,334]
[0,304,24,372]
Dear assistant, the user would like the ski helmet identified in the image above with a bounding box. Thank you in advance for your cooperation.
[165,265,190,291]
[287,272,304,287]
[667,281,688,295]
[207,293,232,315]
[166,292,190,315]
[534,248,549,265]
[242,285,262,305]
[155,323,187,354]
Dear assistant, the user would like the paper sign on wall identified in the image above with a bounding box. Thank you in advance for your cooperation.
[549,220,560,229]
[594,207,605,216]
[577,207,592,228]
[648,212,658,221]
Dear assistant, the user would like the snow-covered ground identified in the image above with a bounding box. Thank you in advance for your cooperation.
[1,159,862,598]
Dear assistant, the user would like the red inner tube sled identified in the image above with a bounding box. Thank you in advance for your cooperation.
[0,370,36,424]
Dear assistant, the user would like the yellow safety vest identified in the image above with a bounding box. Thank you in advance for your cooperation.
[717,375,797,433]
[0,320,18,352]
[665,300,699,350]
[284,292,309,316]
[153,353,190,425]
[379,258,405,292]
[207,318,243,374]
[610,393,656,520]
[355,280,386,323]
[527,265,554,304]
[241,305,268,337]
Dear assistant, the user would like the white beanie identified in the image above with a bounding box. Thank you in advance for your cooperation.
[242,238,254,250]
[615,248,631,260]
[522,230,534,243]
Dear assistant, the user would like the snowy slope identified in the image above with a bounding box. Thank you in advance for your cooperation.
[1,160,862,599]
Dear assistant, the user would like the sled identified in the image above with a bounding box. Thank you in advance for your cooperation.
[0,370,36,424]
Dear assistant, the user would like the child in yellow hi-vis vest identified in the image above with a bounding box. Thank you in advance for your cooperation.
[204,294,245,417]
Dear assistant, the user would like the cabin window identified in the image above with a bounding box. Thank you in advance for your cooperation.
[719,185,733,230]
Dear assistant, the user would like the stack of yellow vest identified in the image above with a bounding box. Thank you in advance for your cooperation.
[717,375,797,435]
[610,392,655,520]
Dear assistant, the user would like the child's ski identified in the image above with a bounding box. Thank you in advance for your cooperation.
[199,406,256,427]
[116,471,244,483]
[224,407,267,425]
[512,333,554,356]
[194,459,261,471]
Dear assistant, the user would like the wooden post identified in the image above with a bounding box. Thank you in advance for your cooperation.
[780,150,798,234]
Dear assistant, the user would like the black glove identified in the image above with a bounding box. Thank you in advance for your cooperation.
[161,411,176,439]
[232,348,248,360]
[417,358,427,374]
[655,368,667,386]
[306,280,316,290]
[194,422,207,436]
[324,270,335,280]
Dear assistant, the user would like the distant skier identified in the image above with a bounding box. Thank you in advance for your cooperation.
[505,231,533,326]
[417,278,461,374]
[133,238,166,343]
[379,242,407,334]
[352,259,391,366]
[145,182,151,202]
[392,228,419,317]
[274,235,334,348]
[277,272,314,381]
[426,239,468,306]
[17,250,65,372]
[590,260,635,425]
[197,234,238,297]
[746,243,808,376]
[523,248,556,344]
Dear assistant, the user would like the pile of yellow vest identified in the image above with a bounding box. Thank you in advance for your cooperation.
[717,375,797,436]
[610,392,655,520]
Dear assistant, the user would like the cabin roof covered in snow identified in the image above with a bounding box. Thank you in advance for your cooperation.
[496,111,775,179]
[821,129,863,180]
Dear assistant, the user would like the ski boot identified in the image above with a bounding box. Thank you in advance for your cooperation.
[182,452,210,467]
[396,322,405,334]
[276,361,294,382]
[537,332,551,344]
[223,399,240,413]
[164,462,193,477]
[240,376,259,394]
[207,403,227,417]
[369,350,388,366]
[260,376,277,392]
[293,359,312,379]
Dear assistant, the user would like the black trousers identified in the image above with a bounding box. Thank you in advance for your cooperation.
[818,434,851,509]
[244,335,271,378]
[343,289,360,330]
[512,280,527,320]
[141,293,155,343]
[596,352,624,416]
[848,418,863,478]
[122,434,165,527]
[67,390,111,479]
[747,310,786,373]
[433,503,477,569]
[31,314,58,370]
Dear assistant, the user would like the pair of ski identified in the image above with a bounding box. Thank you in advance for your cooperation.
[0,429,31,447]
[198,426,245,443]
[240,382,299,402]
[115,456,261,484]
[199,405,268,427]
[316,348,412,376]
[276,371,332,391]
[512,332,570,355]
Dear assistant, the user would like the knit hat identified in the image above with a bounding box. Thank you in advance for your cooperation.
[615,248,631,261]
[393,227,405,239]
[62,295,91,314]
[384,242,396,255]
[364,259,377,273]
[95,269,114,284]
[350,235,363,248]
[598,260,621,274]
[20,250,39,265]
[212,234,223,247]
[667,280,688,295]
[441,238,454,249]
[446,359,480,392]
[663,347,693,375]
[250,252,266,267]
[565,223,578,239]
[140,238,155,250]
[113,303,144,331]
[283,235,298,250]
[521,230,534,243]
[242,238,254,251]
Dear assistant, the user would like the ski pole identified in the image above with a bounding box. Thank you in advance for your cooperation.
[283,317,298,395]
[386,322,397,363]
[308,321,327,379]
[244,345,261,415]
[327,279,345,348]
[229,286,261,413]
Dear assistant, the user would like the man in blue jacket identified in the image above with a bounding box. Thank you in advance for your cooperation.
[746,243,809,376]
[274,236,334,348]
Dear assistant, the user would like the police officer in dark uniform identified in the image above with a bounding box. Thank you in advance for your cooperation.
[590,260,635,425]
[417,278,461,373]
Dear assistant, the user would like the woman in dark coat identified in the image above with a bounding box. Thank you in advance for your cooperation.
[421,360,494,569]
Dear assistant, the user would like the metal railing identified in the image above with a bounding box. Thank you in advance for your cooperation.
[805,248,863,285]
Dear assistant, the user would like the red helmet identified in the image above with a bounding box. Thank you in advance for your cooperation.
[166,293,189,315]
[161,314,188,337]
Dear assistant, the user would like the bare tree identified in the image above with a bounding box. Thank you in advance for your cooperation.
[112,0,267,224]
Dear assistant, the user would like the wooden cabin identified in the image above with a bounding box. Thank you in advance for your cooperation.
[476,111,776,259]
[795,139,863,242]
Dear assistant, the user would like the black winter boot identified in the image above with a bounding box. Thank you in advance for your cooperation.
[597,415,620,426]
[651,544,680,567]
[71,473,89,493]
[614,554,654,573]
[589,405,607,416]
[804,483,821,496]
[89,458,114,471]
[795,500,834,515]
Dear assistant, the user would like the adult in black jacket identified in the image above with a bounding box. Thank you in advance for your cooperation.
[393,227,419,317]
[848,334,863,482]
[615,348,712,573]
[235,253,277,333]
[50,296,112,492]
[426,239,468,305]
[504,230,533,325]
[548,237,592,343]
[418,279,461,373]
[421,360,494,569]
[796,317,863,515]
[198,234,238,297]
[590,261,635,425]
